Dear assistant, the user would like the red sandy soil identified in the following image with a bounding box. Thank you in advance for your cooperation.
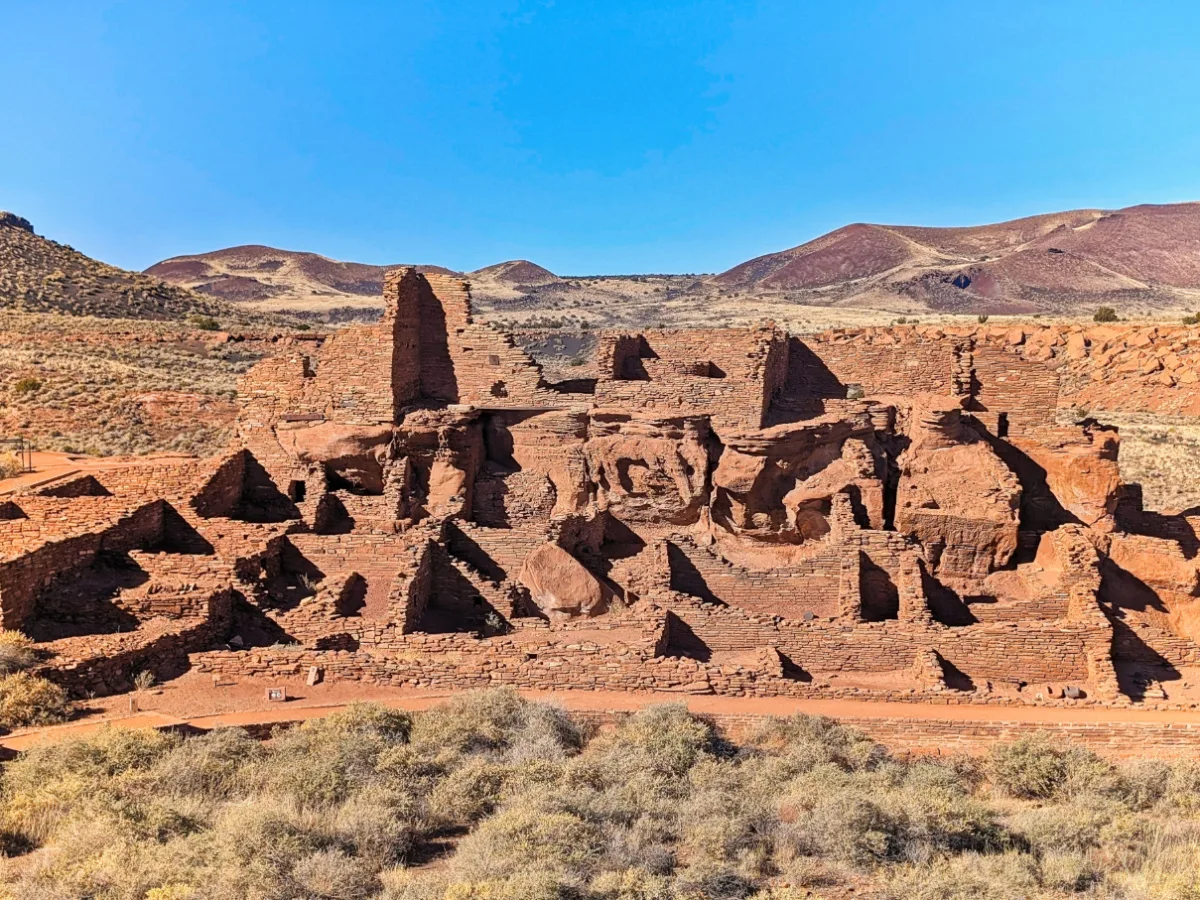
[8,669,1200,754]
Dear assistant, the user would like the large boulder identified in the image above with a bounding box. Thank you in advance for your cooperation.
[280,422,393,493]
[896,395,1021,580]
[518,543,608,620]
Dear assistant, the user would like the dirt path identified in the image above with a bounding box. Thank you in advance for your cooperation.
[7,684,1200,755]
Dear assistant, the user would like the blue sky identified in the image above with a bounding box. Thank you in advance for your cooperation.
[3,1,1200,274]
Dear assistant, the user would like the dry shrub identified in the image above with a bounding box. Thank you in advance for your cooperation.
[985,733,1068,799]
[886,851,1041,899]
[427,757,511,825]
[744,713,885,774]
[290,847,377,900]
[248,703,412,806]
[589,866,673,899]
[0,451,23,478]
[144,726,263,798]
[9,698,1200,899]
[0,629,37,675]
[409,687,580,762]
[0,671,70,729]
[1,726,177,844]
[449,803,603,883]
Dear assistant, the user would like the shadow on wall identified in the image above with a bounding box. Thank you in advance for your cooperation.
[1112,617,1182,701]
[417,277,459,402]
[919,559,978,626]
[663,611,711,661]
[159,504,215,554]
[859,552,899,621]
[667,542,725,606]
[767,338,848,424]
[969,417,1080,532]
[1117,485,1200,559]
[28,550,146,640]
[415,544,507,634]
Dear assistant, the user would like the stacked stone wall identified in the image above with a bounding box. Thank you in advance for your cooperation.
[594,328,783,428]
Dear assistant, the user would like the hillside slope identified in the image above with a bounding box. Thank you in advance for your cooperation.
[715,203,1200,315]
[147,245,455,317]
[0,213,235,321]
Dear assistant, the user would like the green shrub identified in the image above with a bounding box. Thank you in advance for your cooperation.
[187,314,221,331]
[977,314,989,324]
[1094,306,1119,323]
[12,376,42,395]
[0,671,70,729]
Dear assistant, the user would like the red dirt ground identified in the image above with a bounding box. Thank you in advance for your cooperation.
[7,669,1200,755]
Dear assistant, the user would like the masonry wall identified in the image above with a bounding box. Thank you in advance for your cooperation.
[594,328,784,428]
[419,274,559,408]
[970,343,1061,431]
[783,332,964,405]
[0,500,166,630]
[667,539,843,619]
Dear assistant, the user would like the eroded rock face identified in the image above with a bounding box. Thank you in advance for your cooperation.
[585,414,710,526]
[394,409,484,519]
[712,414,882,542]
[1011,425,1121,530]
[279,422,394,493]
[0,211,34,233]
[518,543,608,620]
[896,395,1021,580]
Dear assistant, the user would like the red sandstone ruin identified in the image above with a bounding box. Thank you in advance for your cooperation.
[4,270,1200,714]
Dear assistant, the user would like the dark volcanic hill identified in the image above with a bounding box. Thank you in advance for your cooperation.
[147,245,456,313]
[716,203,1200,314]
[0,213,234,320]
[470,259,560,287]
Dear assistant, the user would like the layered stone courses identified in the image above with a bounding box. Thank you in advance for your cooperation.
[5,270,1200,750]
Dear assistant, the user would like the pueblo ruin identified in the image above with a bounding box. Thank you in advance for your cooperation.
[5,270,1200,721]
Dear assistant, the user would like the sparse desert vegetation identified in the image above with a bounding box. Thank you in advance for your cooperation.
[0,311,270,456]
[2,691,1200,899]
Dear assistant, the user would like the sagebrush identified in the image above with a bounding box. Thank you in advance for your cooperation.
[1,690,1199,898]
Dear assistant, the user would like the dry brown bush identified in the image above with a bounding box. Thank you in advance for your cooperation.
[0,691,1199,898]
[0,672,70,729]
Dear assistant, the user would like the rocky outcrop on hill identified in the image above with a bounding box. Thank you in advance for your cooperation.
[0,212,34,233]
[0,213,244,320]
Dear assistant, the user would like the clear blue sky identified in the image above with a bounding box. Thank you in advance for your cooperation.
[4,1,1200,275]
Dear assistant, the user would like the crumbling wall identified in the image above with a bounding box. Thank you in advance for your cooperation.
[594,327,785,428]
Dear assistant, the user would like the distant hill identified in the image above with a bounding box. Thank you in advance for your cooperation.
[0,213,234,321]
[145,201,1200,325]
[715,203,1200,314]
[147,245,456,315]
[471,259,560,287]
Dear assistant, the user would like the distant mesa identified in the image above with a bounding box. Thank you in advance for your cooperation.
[471,259,560,287]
